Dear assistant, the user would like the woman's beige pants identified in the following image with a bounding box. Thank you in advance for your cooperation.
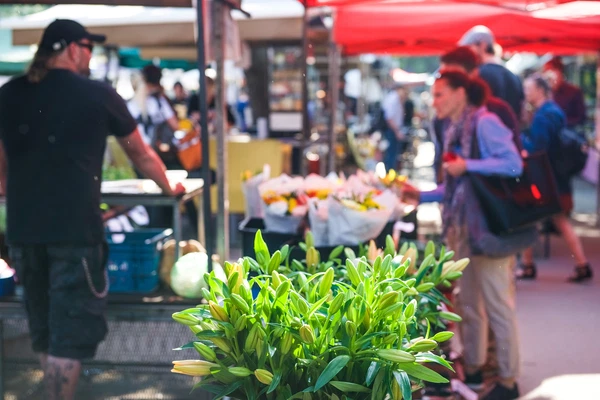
[447,225,520,379]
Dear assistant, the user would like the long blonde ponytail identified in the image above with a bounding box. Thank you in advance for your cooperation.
[26,47,60,83]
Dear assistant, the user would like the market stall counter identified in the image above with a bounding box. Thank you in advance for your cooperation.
[102,178,205,260]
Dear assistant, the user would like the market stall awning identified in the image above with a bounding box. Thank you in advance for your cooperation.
[532,0,600,22]
[0,2,305,48]
[0,5,199,47]
[301,0,577,8]
[333,1,600,55]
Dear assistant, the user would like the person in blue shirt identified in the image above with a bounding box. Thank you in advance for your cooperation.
[410,70,522,400]
[518,74,592,282]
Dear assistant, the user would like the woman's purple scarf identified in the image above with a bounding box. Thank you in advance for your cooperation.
[441,106,480,232]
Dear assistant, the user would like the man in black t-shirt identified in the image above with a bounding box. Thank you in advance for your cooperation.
[0,19,183,400]
[459,25,524,120]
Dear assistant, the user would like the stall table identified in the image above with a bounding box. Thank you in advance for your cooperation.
[101,178,204,259]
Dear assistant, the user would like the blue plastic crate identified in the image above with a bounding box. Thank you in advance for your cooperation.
[106,229,171,293]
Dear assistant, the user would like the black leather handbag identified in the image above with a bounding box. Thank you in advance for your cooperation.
[468,134,562,235]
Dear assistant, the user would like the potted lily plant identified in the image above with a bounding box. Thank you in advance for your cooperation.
[172,232,468,399]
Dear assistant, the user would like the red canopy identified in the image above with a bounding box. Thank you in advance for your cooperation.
[532,0,600,23]
[333,1,600,55]
[302,0,575,8]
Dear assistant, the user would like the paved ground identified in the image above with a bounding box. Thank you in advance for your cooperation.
[517,177,600,400]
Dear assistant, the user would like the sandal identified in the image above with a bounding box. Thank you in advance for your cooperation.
[516,263,537,280]
[568,264,593,283]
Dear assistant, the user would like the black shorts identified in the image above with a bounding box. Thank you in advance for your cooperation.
[10,243,109,360]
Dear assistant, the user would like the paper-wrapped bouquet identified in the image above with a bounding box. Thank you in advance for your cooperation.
[307,172,400,246]
[258,175,306,234]
[241,165,270,218]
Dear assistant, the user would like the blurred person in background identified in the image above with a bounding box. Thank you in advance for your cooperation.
[518,74,592,282]
[128,65,182,228]
[432,46,522,183]
[170,81,189,120]
[543,57,586,130]
[381,83,406,171]
[127,65,179,157]
[440,46,521,149]
[236,86,250,132]
[171,81,188,107]
[187,76,236,132]
[459,25,524,120]
[403,90,415,130]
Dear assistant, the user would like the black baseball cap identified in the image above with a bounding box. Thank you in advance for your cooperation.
[39,19,106,52]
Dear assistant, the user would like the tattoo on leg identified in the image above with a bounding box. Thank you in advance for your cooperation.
[45,361,74,400]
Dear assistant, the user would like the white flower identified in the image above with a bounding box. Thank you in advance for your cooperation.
[268,200,288,216]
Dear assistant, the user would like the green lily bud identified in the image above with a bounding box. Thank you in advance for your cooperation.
[431,331,454,343]
[404,299,417,320]
[399,322,407,339]
[345,320,356,338]
[305,231,314,249]
[439,311,462,322]
[211,337,231,353]
[408,339,438,352]
[382,334,397,346]
[238,284,252,305]
[209,301,229,322]
[193,342,216,361]
[244,324,261,353]
[299,324,315,344]
[328,293,345,316]
[445,271,463,281]
[271,270,282,289]
[378,291,399,310]
[254,369,274,385]
[306,247,320,268]
[296,297,309,315]
[275,280,291,300]
[230,293,250,314]
[229,367,253,377]
[416,282,435,292]
[171,360,218,377]
[376,349,416,363]
[280,331,293,354]
[172,312,200,326]
[345,259,361,286]
[319,267,335,298]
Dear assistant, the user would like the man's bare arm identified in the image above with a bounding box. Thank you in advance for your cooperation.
[117,129,177,196]
[0,141,7,196]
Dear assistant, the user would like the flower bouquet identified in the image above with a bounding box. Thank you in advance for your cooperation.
[241,165,271,219]
[259,175,306,234]
[327,188,398,246]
